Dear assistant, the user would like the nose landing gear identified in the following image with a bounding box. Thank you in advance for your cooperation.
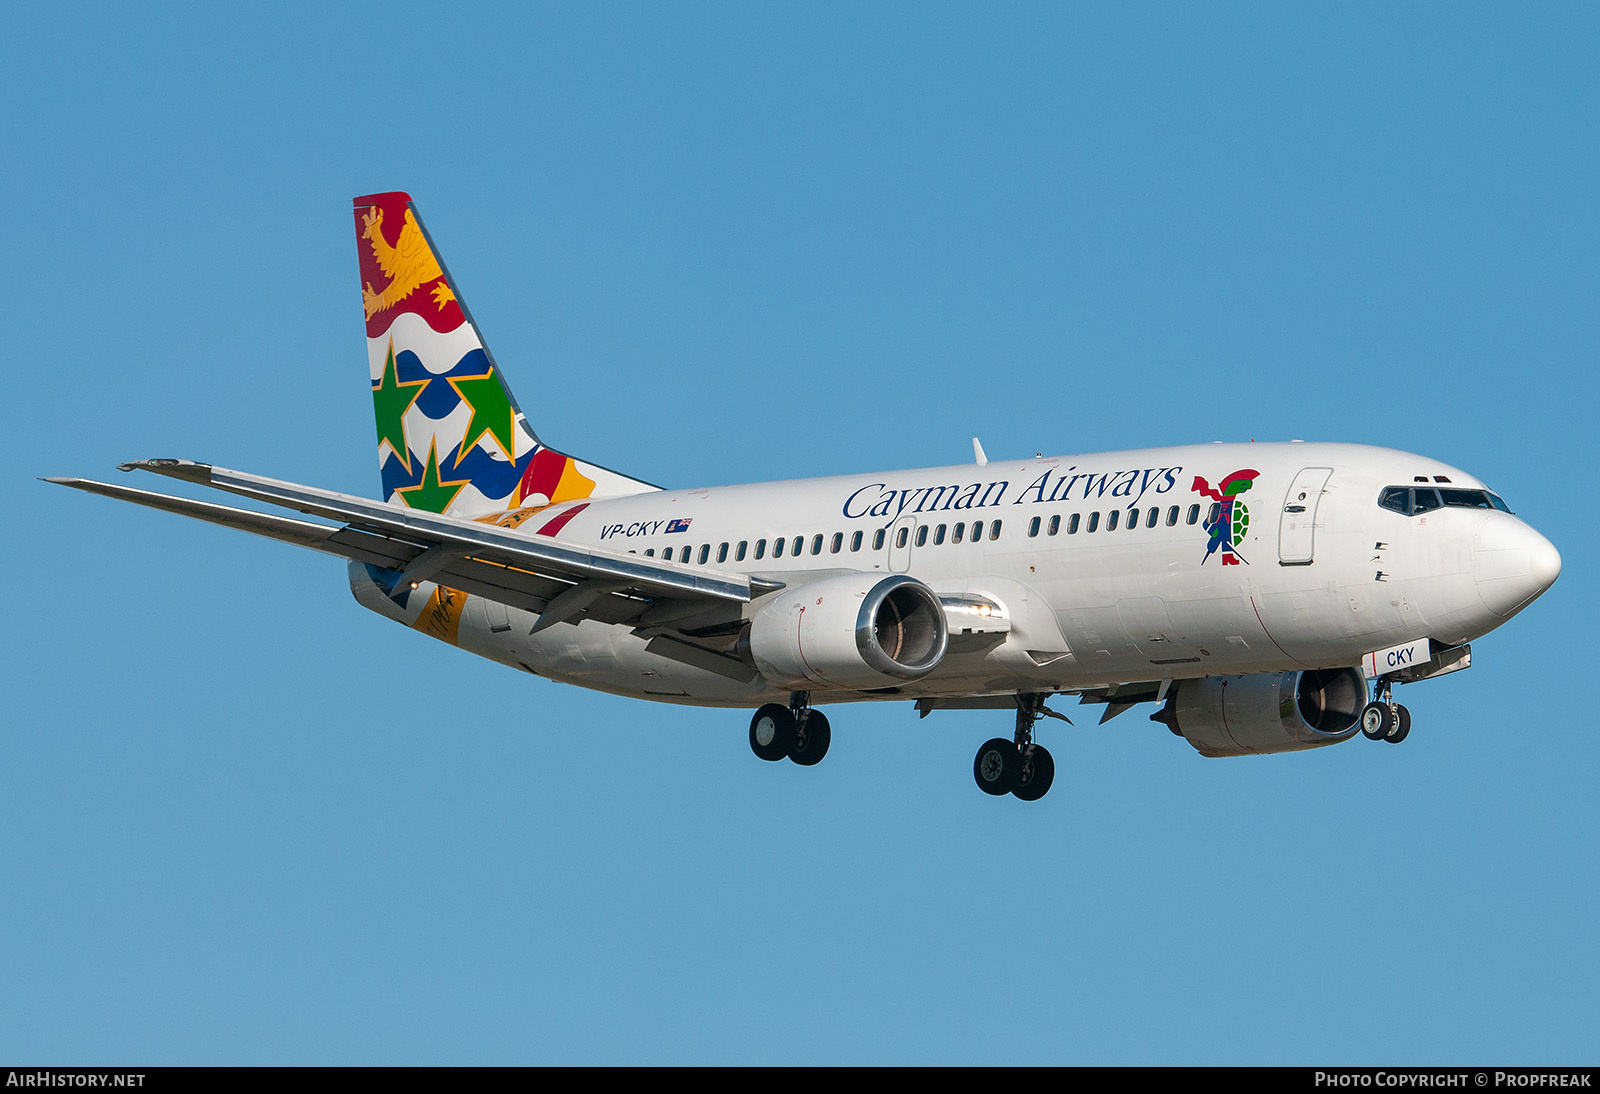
[1359,680,1411,744]
[972,693,1064,801]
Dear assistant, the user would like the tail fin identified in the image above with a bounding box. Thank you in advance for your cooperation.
[354,191,656,517]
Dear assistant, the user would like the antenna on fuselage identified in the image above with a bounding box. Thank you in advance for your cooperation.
[972,438,988,466]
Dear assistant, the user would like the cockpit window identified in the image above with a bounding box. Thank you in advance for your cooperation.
[1439,488,1512,512]
[1378,486,1514,516]
[1379,487,1410,514]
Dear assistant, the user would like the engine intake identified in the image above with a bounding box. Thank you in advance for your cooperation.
[747,573,947,690]
[1153,668,1367,757]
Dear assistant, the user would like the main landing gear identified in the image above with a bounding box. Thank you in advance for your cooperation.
[1359,679,1411,744]
[746,691,1063,800]
[749,692,832,765]
[973,694,1062,802]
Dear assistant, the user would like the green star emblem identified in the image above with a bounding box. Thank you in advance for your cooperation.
[396,441,471,513]
[371,340,428,472]
[448,368,519,465]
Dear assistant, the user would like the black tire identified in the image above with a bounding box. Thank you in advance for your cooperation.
[750,704,796,762]
[1386,704,1411,744]
[1012,744,1055,802]
[973,737,1021,796]
[1360,702,1394,741]
[790,709,831,766]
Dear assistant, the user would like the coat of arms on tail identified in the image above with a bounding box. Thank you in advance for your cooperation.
[354,191,657,519]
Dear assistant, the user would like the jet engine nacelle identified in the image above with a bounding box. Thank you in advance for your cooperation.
[747,573,948,690]
[1154,668,1367,757]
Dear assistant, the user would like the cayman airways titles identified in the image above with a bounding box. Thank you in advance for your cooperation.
[842,463,1185,522]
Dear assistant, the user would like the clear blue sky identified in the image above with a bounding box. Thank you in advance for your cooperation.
[5,2,1596,1064]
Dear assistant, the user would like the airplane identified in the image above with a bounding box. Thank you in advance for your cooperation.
[47,191,1562,801]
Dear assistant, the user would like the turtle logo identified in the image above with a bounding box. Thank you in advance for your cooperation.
[1192,469,1259,565]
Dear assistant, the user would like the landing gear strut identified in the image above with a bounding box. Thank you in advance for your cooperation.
[973,693,1061,801]
[1359,679,1411,744]
[750,691,831,765]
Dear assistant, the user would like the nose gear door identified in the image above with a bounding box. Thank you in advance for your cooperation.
[1279,467,1333,565]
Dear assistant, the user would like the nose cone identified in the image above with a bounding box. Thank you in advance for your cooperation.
[1530,535,1562,592]
[1472,516,1561,617]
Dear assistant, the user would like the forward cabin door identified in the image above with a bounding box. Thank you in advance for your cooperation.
[1278,467,1333,565]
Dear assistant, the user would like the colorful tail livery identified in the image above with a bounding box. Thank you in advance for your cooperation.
[355,191,656,519]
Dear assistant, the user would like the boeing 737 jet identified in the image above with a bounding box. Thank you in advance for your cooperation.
[48,192,1562,801]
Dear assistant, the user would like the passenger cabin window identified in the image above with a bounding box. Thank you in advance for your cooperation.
[873,529,886,550]
[934,524,947,545]
[1166,505,1179,527]
[1087,512,1099,533]
[915,526,928,547]
[717,543,728,563]
[773,537,785,558]
[791,536,803,556]
[1048,514,1060,536]
[1187,504,1200,525]
[811,534,824,555]
[698,545,710,565]
[1147,507,1159,529]
[952,522,965,544]
[645,548,655,557]
[1127,507,1139,528]
[830,532,843,553]
[989,520,1002,540]
[895,527,909,548]
[736,541,747,561]
[850,531,863,551]
[1107,510,1120,532]
[1028,517,1041,538]
[1067,513,1080,534]
[755,539,767,560]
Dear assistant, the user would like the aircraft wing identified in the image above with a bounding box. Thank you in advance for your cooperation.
[47,460,779,640]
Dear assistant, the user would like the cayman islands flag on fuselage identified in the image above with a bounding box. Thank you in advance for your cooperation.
[354,191,654,521]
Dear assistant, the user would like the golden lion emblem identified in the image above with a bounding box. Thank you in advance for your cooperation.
[361,206,457,319]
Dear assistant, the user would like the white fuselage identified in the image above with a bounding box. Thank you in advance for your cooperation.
[351,441,1558,707]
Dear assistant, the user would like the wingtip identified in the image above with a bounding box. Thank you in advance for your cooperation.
[116,458,213,482]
